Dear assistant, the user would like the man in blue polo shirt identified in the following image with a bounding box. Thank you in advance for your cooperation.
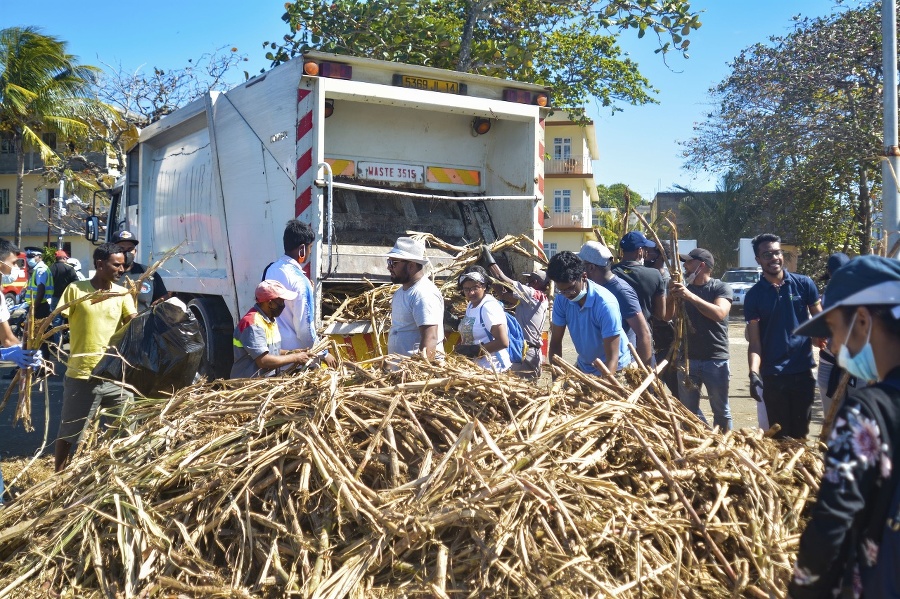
[547,251,632,377]
[744,233,822,438]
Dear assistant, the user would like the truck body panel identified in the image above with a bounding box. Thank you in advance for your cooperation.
[111,54,547,374]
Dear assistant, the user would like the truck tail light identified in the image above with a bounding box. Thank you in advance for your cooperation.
[503,88,550,107]
[303,60,352,80]
[472,117,492,135]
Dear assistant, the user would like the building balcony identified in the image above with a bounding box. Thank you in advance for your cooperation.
[545,155,593,176]
[545,210,592,229]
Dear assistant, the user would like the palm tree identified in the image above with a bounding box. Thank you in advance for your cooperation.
[677,172,752,273]
[0,26,99,246]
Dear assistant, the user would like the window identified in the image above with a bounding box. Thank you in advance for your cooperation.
[544,242,558,260]
[0,190,8,215]
[553,137,572,160]
[0,135,13,154]
[553,189,571,213]
[41,132,57,149]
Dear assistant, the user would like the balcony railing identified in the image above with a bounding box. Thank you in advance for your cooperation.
[545,210,591,229]
[545,155,592,175]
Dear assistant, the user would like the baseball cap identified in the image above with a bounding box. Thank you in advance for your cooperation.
[522,270,547,285]
[112,230,139,245]
[255,280,298,303]
[679,248,715,269]
[620,231,656,252]
[795,255,900,337]
[826,252,850,277]
[55,250,68,259]
[386,237,429,264]
[578,241,614,267]
[24,247,42,258]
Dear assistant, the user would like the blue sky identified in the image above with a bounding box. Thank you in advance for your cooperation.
[5,0,844,201]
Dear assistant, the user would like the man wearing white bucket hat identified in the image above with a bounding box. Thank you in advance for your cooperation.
[386,237,444,360]
[788,255,900,598]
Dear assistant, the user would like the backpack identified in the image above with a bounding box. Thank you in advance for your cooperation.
[479,301,526,363]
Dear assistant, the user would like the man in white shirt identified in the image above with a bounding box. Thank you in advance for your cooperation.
[263,220,336,367]
[386,237,444,360]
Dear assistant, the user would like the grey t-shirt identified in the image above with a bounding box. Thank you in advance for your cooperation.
[683,278,733,361]
[510,281,548,347]
[388,276,445,356]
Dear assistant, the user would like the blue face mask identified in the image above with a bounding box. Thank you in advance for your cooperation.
[836,312,879,382]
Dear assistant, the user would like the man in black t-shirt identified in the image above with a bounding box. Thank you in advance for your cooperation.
[670,248,734,430]
[611,231,672,323]
[49,250,80,309]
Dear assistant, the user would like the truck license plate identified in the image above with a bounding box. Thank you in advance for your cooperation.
[396,75,462,94]
[358,162,424,184]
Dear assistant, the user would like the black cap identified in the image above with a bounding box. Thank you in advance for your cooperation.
[112,230,139,245]
[679,248,715,269]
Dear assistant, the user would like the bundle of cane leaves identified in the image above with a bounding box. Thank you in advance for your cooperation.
[0,358,822,598]
[324,233,543,327]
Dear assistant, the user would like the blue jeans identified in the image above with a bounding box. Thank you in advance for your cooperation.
[677,359,732,430]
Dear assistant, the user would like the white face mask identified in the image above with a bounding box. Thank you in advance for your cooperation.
[1,266,21,285]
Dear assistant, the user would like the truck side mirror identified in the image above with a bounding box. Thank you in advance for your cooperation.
[85,216,99,243]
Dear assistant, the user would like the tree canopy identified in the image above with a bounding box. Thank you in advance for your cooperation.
[682,1,884,258]
[265,0,702,118]
[596,182,644,210]
[0,26,101,245]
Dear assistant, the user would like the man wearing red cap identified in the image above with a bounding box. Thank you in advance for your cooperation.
[230,280,315,378]
[49,250,79,309]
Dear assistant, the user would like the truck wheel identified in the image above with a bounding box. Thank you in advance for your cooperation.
[4,293,15,311]
[187,297,234,380]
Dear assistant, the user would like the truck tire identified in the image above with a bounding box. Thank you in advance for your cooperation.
[187,297,234,380]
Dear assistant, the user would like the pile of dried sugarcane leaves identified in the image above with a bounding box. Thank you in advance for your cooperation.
[0,355,821,598]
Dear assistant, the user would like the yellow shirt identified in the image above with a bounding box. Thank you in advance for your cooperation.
[62,280,137,379]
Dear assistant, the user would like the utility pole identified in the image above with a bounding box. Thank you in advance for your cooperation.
[56,178,66,250]
[883,0,900,257]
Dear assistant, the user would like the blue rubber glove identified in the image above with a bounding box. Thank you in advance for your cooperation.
[0,345,42,370]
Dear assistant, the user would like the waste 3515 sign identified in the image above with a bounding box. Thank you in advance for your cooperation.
[358,162,424,184]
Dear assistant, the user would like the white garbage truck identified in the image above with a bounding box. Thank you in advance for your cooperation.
[88,52,549,377]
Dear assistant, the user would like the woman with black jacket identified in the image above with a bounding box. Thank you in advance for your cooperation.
[789,255,900,598]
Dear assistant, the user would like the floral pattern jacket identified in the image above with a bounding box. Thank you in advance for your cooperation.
[788,373,900,599]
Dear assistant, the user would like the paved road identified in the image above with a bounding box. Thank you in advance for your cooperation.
[0,314,826,461]
[0,362,65,459]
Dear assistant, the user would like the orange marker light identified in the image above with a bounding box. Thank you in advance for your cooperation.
[304,61,319,76]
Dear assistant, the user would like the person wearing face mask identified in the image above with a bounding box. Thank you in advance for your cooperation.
[744,233,822,439]
[788,255,900,599]
[547,251,631,378]
[230,280,314,378]
[386,236,445,361]
[670,248,734,430]
[454,265,511,372]
[23,247,53,361]
[111,230,169,313]
[261,220,335,368]
[0,239,42,502]
[611,231,673,324]
[48,250,80,356]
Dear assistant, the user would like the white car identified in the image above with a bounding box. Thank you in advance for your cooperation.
[721,267,762,307]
